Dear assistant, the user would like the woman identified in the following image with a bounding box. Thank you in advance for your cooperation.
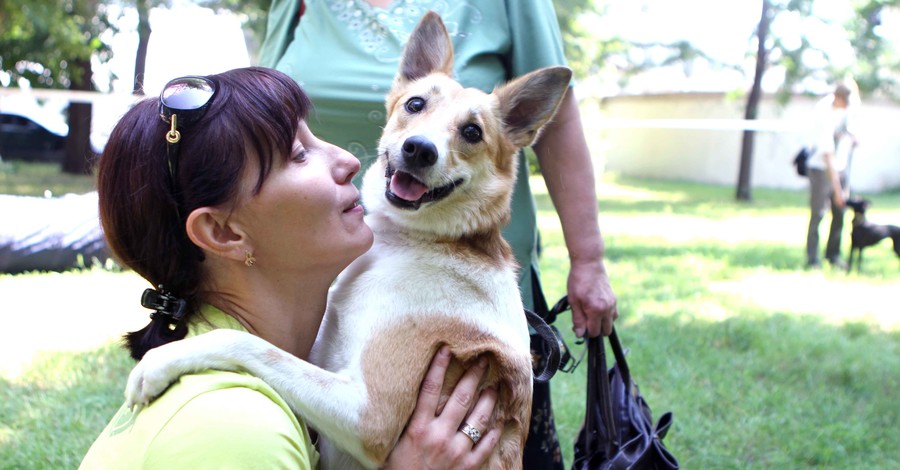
[259,2,619,466]
[81,67,499,469]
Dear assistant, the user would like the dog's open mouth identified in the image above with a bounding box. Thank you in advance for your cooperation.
[384,164,462,210]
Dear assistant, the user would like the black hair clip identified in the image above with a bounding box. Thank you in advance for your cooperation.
[141,285,187,326]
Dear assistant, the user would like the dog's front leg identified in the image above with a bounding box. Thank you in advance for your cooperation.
[124,329,377,468]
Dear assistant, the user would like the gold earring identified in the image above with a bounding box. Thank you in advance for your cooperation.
[244,250,256,267]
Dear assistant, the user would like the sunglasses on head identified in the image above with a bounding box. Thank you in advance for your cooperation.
[158,76,217,179]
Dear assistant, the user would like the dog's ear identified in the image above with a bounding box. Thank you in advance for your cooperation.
[397,11,454,83]
[494,66,573,148]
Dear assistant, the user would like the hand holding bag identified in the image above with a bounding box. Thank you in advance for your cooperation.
[572,327,679,470]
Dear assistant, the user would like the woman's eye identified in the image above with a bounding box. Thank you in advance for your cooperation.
[291,149,308,162]
[405,97,426,113]
[461,124,482,143]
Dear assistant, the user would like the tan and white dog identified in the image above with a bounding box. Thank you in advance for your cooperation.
[125,12,571,470]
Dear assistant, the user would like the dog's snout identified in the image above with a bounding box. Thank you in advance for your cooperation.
[401,136,438,168]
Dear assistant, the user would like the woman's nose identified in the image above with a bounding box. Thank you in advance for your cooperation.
[334,146,361,183]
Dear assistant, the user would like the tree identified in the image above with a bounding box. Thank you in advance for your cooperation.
[847,0,900,98]
[736,0,773,201]
[557,0,898,200]
[133,0,152,95]
[736,0,898,200]
[1,0,266,174]
[0,0,114,174]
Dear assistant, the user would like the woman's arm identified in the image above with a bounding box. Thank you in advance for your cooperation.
[533,89,618,337]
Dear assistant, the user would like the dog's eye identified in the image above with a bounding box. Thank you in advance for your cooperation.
[461,124,483,143]
[405,97,426,113]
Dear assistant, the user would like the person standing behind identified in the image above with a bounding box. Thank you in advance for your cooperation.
[258,1,618,467]
[806,82,858,269]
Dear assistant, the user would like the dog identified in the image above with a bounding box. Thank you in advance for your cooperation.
[124,12,572,470]
[845,196,900,272]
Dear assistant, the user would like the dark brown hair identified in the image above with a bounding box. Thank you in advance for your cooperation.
[98,67,312,360]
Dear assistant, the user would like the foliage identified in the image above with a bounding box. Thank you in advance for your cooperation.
[762,0,900,100]
[554,0,602,78]
[553,0,723,85]
[554,0,900,99]
[847,0,900,98]
[0,0,114,89]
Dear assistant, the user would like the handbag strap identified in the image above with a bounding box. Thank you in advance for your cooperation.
[525,266,566,382]
[591,334,619,450]
[607,327,632,392]
[523,308,562,383]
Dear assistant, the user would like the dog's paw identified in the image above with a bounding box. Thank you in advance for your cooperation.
[123,347,182,408]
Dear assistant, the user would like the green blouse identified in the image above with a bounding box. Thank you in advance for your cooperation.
[260,0,569,306]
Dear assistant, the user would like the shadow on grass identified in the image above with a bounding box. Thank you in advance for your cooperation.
[551,308,900,469]
[0,344,132,468]
[607,236,899,280]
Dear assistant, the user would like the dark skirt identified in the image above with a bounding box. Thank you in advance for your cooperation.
[523,332,564,469]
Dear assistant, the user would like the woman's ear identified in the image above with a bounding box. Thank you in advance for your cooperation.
[185,207,250,263]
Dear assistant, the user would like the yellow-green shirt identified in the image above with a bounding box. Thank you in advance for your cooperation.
[80,305,318,469]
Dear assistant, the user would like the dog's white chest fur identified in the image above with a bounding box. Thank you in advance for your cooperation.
[311,213,530,376]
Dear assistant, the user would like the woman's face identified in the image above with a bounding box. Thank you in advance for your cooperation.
[234,120,373,274]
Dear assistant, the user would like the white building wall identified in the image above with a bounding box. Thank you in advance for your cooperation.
[583,93,900,193]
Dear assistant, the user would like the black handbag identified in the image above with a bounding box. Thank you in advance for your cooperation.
[572,327,679,470]
[793,146,812,176]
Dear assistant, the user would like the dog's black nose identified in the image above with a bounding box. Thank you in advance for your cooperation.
[401,135,438,168]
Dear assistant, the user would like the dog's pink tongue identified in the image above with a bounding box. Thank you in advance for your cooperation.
[390,172,429,201]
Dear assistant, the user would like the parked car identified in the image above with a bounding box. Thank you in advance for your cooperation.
[0,112,66,163]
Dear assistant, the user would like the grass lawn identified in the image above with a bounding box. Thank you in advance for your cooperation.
[2,164,899,468]
[0,161,96,196]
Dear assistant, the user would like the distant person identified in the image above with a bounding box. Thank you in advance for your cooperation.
[806,82,859,269]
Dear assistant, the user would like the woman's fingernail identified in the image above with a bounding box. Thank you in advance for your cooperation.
[478,356,488,368]
[439,345,451,357]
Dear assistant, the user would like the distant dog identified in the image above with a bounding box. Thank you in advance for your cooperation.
[845,197,900,272]
[124,12,572,470]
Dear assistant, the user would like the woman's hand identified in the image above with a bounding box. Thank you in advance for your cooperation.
[382,346,500,469]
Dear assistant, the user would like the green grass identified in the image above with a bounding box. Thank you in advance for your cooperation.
[540,174,900,468]
[0,161,96,196]
[0,345,133,468]
[2,166,899,468]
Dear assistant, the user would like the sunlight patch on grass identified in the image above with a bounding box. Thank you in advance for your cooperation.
[597,180,688,203]
[710,271,900,331]
[0,270,147,378]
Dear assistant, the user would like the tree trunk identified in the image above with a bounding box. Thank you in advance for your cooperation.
[736,0,771,201]
[63,58,96,175]
[133,0,151,95]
